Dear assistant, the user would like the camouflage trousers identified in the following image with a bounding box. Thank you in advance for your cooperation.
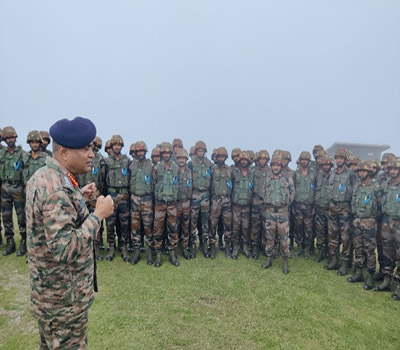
[381,215,400,280]
[327,202,352,260]
[130,194,153,248]
[376,213,384,272]
[314,206,329,249]
[251,199,266,247]
[105,192,130,245]
[293,202,313,247]
[210,196,232,245]
[232,204,251,245]
[177,199,190,248]
[264,208,291,258]
[352,217,376,272]
[153,201,178,250]
[190,190,210,244]
[1,183,26,239]
[38,311,88,350]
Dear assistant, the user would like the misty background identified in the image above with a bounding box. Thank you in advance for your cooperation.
[1,1,399,164]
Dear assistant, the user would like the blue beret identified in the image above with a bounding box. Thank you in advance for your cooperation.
[50,116,96,149]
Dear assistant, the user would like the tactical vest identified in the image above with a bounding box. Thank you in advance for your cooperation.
[382,181,400,218]
[212,165,232,197]
[253,167,269,199]
[294,167,316,204]
[129,159,153,196]
[232,168,253,205]
[177,166,192,201]
[105,155,130,188]
[352,180,378,218]
[155,161,179,202]
[315,171,330,209]
[265,175,290,207]
[22,152,47,184]
[0,146,24,183]
[190,157,212,191]
[328,167,354,203]
[76,152,104,188]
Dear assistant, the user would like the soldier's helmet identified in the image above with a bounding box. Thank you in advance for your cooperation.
[129,143,136,155]
[348,154,360,166]
[172,138,183,148]
[356,160,372,173]
[189,146,195,157]
[110,134,124,147]
[40,130,50,141]
[321,154,333,166]
[151,146,161,157]
[211,148,217,160]
[381,152,396,165]
[247,150,255,163]
[298,151,312,161]
[26,130,43,143]
[194,140,207,153]
[216,147,228,159]
[282,150,292,162]
[313,144,324,153]
[371,159,381,172]
[93,136,103,149]
[334,148,348,160]
[258,150,270,161]
[389,157,400,169]
[176,148,188,159]
[2,126,17,139]
[105,139,112,150]
[239,151,251,163]
[231,148,241,159]
[135,140,148,152]
[160,142,173,154]
[270,151,283,166]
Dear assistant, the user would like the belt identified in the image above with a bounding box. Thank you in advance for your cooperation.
[385,215,400,221]
[331,200,350,206]
[266,206,287,213]
[108,187,128,194]
[132,193,152,201]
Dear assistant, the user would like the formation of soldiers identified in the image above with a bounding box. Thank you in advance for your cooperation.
[1,126,400,302]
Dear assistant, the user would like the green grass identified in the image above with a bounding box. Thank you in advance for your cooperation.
[1,232,399,350]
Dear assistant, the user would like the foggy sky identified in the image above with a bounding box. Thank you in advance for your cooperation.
[1,0,399,162]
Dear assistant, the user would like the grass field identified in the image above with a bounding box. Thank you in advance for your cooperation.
[1,232,399,350]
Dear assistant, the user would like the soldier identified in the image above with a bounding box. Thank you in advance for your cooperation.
[281,150,295,250]
[105,139,113,156]
[23,131,48,185]
[151,146,161,166]
[376,157,400,300]
[251,150,270,259]
[325,148,356,275]
[348,155,360,172]
[262,152,295,274]
[175,148,192,259]
[231,151,254,259]
[104,135,131,262]
[152,142,180,267]
[210,147,233,258]
[231,148,241,169]
[40,130,52,156]
[292,151,317,258]
[0,126,27,256]
[26,116,114,349]
[172,138,184,160]
[314,155,333,262]
[347,161,382,290]
[128,141,154,265]
[76,139,106,260]
[188,140,212,258]
[129,143,136,160]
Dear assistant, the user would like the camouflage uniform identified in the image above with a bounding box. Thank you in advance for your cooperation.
[40,130,53,157]
[22,151,48,185]
[26,156,100,349]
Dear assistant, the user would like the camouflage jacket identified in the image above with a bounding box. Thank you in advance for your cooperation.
[22,151,48,185]
[0,145,25,183]
[26,157,101,323]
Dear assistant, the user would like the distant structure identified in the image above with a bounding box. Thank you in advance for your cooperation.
[325,142,390,160]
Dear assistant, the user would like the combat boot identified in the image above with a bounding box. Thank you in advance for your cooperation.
[242,244,251,259]
[106,244,115,261]
[392,279,400,301]
[348,267,363,283]
[209,244,216,259]
[231,243,239,260]
[2,238,16,256]
[131,248,141,265]
[295,246,304,257]
[375,275,391,292]
[251,244,259,259]
[225,243,232,258]
[304,246,311,260]
[16,239,27,257]
[169,249,179,266]
[337,259,349,276]
[373,270,384,282]
[154,250,162,267]
[314,248,325,263]
[121,243,129,262]
[203,239,209,258]
[324,255,339,270]
[262,256,272,269]
[282,258,289,274]
[218,234,224,251]
[189,244,197,259]
[95,243,103,261]
[128,239,134,253]
[363,271,375,290]
[182,246,190,260]
[146,248,153,265]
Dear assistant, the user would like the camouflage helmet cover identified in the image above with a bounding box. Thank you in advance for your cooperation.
[110,134,124,147]
[151,146,161,157]
[334,148,348,160]
[282,150,292,161]
[189,146,195,157]
[176,148,188,159]
[216,147,228,158]
[298,151,312,161]
[348,154,360,165]
[356,160,373,172]
[247,150,255,161]
[381,152,396,164]
[129,143,136,154]
[270,150,284,165]
[135,140,148,152]
[313,144,324,153]
[93,136,102,146]
[172,138,183,148]
[40,130,50,140]
[27,130,43,143]
[239,151,250,162]
[389,157,400,168]
[2,126,17,139]
[258,150,270,160]
[194,140,207,153]
[231,147,241,158]
[160,142,173,153]
[105,139,112,150]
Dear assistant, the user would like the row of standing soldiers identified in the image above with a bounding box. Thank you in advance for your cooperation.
[1,127,400,301]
